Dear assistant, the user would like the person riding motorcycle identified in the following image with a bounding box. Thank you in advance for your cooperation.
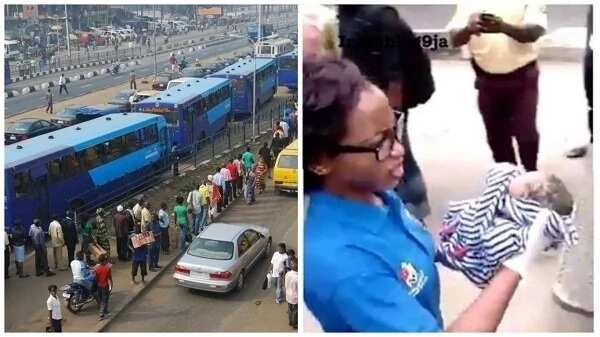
[70,251,96,297]
[112,63,120,75]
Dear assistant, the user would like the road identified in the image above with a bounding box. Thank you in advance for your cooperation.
[5,38,248,117]
[5,26,296,117]
[104,180,298,332]
[6,28,226,89]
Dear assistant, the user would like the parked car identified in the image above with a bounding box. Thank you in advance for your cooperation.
[74,104,123,123]
[273,139,298,193]
[50,104,87,127]
[5,118,60,144]
[130,90,159,104]
[108,89,137,111]
[152,72,181,91]
[182,66,208,78]
[173,223,272,293]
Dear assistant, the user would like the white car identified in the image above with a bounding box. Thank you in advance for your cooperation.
[173,223,272,293]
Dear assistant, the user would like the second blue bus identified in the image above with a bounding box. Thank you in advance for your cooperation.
[277,50,298,90]
[209,58,278,119]
[132,77,232,153]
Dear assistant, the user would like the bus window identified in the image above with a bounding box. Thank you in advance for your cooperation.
[105,136,124,161]
[62,153,81,178]
[13,171,32,198]
[47,159,63,183]
[157,109,177,125]
[143,125,159,145]
[231,79,244,94]
[81,147,102,169]
[124,131,141,153]
[184,106,193,124]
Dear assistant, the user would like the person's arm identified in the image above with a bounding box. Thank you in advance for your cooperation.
[450,12,482,47]
[108,269,113,289]
[498,22,545,43]
[446,267,519,331]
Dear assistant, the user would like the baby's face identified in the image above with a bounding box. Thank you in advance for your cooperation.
[509,171,548,198]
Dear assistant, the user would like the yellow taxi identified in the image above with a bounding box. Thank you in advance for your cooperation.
[273,139,298,193]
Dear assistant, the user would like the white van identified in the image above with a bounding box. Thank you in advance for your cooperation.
[166,77,195,90]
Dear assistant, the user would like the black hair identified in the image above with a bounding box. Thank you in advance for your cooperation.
[303,56,368,191]
[176,195,184,204]
[278,242,287,251]
[48,285,57,292]
[338,5,435,109]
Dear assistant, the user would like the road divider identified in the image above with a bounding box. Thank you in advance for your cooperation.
[6,60,140,99]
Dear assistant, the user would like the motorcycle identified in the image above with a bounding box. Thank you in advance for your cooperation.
[111,64,120,75]
[61,282,111,314]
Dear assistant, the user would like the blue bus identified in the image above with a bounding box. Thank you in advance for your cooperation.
[132,77,232,152]
[278,50,298,90]
[5,113,169,230]
[209,58,277,118]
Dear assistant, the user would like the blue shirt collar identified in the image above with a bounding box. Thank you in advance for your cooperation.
[309,190,396,235]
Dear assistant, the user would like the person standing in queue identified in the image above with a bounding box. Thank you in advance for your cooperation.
[303,56,552,332]
[48,215,66,271]
[173,196,189,253]
[9,222,30,278]
[129,226,148,284]
[113,205,130,261]
[158,202,171,254]
[29,219,55,277]
[148,213,162,271]
[61,210,79,267]
[448,4,547,171]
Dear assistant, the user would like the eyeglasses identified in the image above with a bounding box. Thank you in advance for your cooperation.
[333,110,405,161]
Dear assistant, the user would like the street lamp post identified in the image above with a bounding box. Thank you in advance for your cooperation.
[153,4,157,76]
[252,4,261,140]
[64,5,71,61]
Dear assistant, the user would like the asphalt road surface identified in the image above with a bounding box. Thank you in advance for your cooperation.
[5,28,226,90]
[5,26,296,117]
[104,181,298,332]
[5,38,248,117]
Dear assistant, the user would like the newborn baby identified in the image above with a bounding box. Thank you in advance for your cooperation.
[436,163,578,288]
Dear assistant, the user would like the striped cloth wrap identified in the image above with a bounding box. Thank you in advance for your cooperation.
[435,163,578,288]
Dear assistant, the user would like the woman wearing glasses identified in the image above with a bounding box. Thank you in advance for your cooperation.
[303,56,550,332]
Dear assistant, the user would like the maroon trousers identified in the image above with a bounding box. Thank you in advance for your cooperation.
[473,60,540,171]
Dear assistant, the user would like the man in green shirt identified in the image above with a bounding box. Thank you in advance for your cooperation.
[242,147,255,173]
[172,196,188,253]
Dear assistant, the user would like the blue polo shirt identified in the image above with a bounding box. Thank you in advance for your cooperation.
[305,190,443,332]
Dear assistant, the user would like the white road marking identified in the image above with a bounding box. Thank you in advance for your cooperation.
[81,84,92,88]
